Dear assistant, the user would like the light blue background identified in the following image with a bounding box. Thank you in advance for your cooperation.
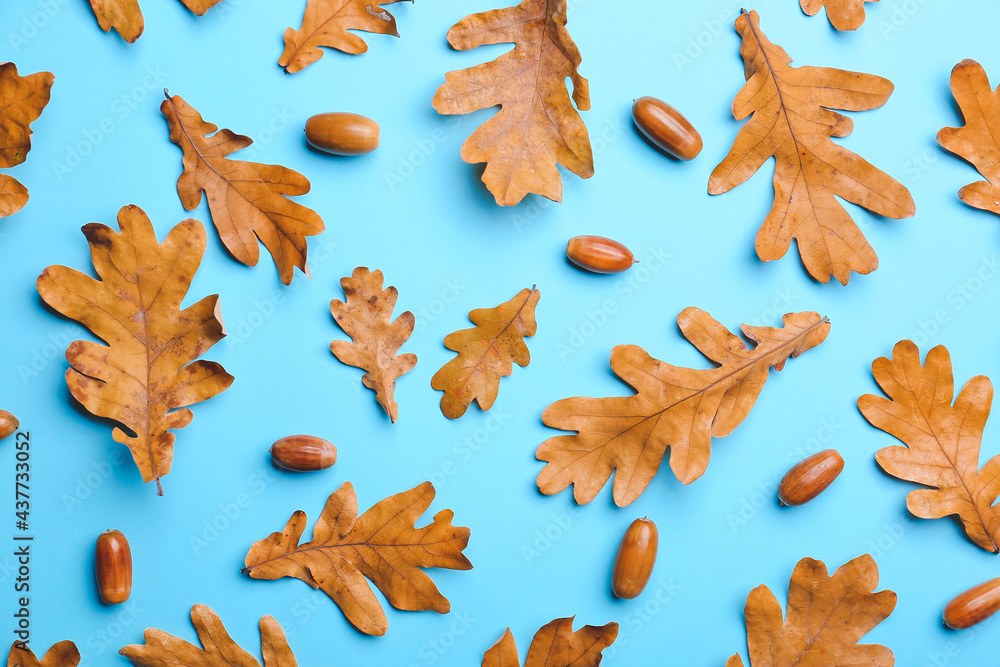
[0,0,998,664]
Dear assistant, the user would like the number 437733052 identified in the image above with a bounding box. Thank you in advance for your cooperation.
[14,433,29,531]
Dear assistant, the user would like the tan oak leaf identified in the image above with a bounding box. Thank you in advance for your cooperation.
[537,308,830,506]
[7,641,80,667]
[800,0,880,31]
[161,92,325,285]
[243,481,472,636]
[727,555,896,666]
[0,63,54,219]
[279,0,410,74]
[120,605,297,666]
[432,0,592,206]
[331,267,416,422]
[431,287,539,419]
[938,59,1000,216]
[37,205,234,495]
[859,340,1000,553]
[709,10,915,284]
[483,618,618,667]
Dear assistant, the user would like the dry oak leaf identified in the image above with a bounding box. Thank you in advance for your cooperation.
[7,641,80,667]
[537,308,830,506]
[120,604,297,667]
[483,618,618,667]
[859,340,1000,553]
[727,554,896,667]
[938,59,1000,216]
[87,0,144,43]
[243,481,472,636]
[161,92,325,285]
[431,286,539,419]
[800,0,879,31]
[0,63,54,219]
[431,0,593,206]
[331,267,416,423]
[87,0,223,42]
[709,10,915,285]
[279,0,410,74]
[36,205,234,496]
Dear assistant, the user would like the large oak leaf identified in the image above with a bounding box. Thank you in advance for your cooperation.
[243,481,472,636]
[330,267,416,422]
[120,605,297,667]
[537,308,830,506]
[938,59,1000,216]
[859,340,1000,553]
[37,205,234,495]
[0,63,54,219]
[483,618,618,667]
[432,0,592,206]
[279,0,409,74]
[161,92,325,285]
[709,10,915,284]
[431,287,539,419]
[728,555,896,666]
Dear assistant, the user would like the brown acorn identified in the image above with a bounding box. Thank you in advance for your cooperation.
[95,529,132,605]
[611,518,658,599]
[944,578,1000,630]
[566,236,636,274]
[778,449,844,506]
[305,113,380,156]
[270,435,337,472]
[631,97,703,161]
[0,410,18,441]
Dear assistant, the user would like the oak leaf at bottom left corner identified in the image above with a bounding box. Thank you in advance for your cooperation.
[7,641,80,667]
[120,604,297,666]
[36,204,234,496]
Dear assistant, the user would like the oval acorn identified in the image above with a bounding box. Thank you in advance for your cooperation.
[611,518,658,599]
[566,236,636,274]
[270,435,338,472]
[778,449,844,506]
[305,113,380,156]
[95,529,132,605]
[944,578,1000,630]
[632,97,703,161]
[0,410,18,441]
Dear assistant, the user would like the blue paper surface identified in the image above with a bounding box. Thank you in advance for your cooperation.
[1,0,999,663]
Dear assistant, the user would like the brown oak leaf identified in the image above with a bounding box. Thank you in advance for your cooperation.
[87,0,222,42]
[7,641,80,667]
[799,0,879,31]
[87,0,144,43]
[938,59,1000,216]
[709,9,915,285]
[483,618,618,667]
[0,63,54,219]
[243,481,473,636]
[331,267,416,423]
[432,0,592,206]
[279,0,410,74]
[537,308,830,506]
[37,205,234,495]
[120,604,297,667]
[859,340,1000,553]
[431,287,539,419]
[161,92,325,285]
[727,555,896,667]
